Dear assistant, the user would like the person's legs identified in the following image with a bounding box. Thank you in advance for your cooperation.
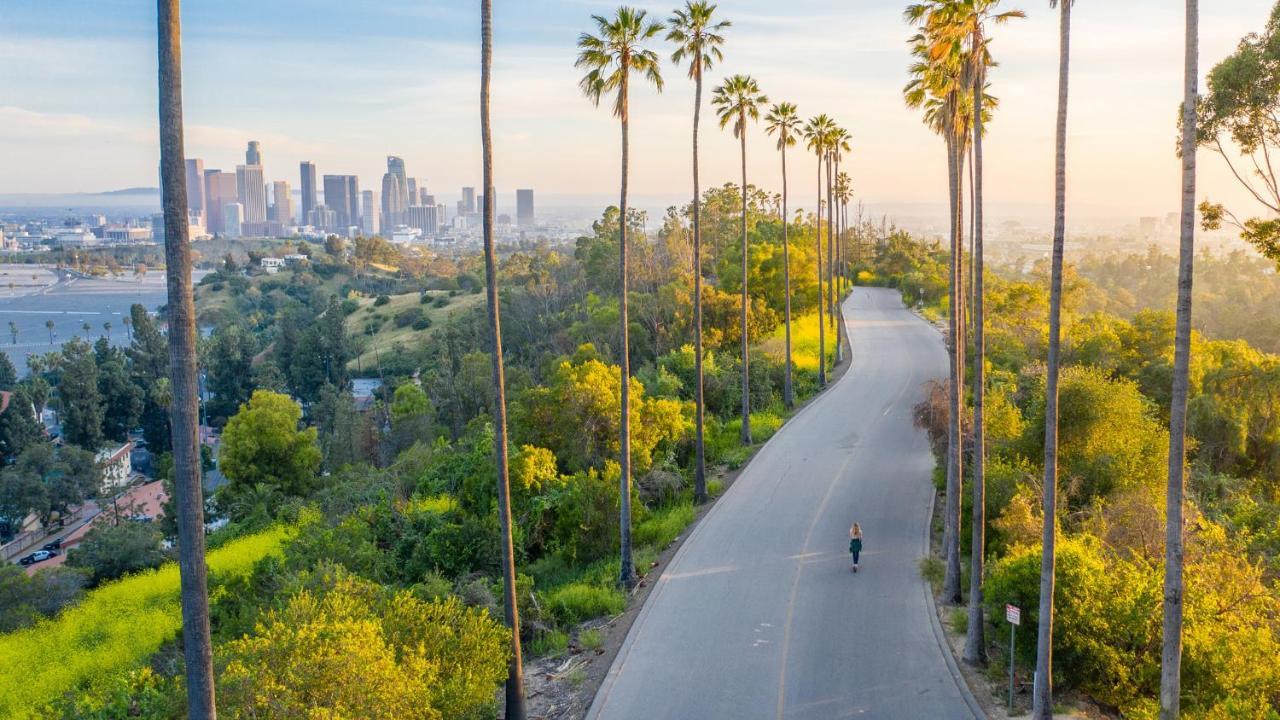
[852,550,860,566]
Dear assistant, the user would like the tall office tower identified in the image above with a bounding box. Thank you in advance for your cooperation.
[246,140,262,166]
[421,192,436,207]
[204,170,237,234]
[517,189,534,227]
[407,178,418,203]
[382,172,406,227]
[360,190,381,235]
[322,175,360,230]
[236,164,267,223]
[224,203,244,238]
[386,156,410,215]
[184,159,206,223]
[300,161,317,224]
[407,205,439,235]
[462,186,476,215]
[271,180,293,225]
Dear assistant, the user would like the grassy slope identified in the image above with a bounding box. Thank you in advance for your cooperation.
[345,290,484,372]
[0,527,289,718]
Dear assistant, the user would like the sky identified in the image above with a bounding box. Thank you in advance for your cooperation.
[0,0,1275,227]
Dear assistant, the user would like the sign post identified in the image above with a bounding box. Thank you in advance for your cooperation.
[1006,604,1021,710]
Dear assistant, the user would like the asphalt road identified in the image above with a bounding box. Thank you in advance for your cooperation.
[587,287,977,720]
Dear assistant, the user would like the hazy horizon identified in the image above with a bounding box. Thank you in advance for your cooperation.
[1,0,1275,226]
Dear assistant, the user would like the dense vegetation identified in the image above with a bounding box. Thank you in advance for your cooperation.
[857,231,1280,717]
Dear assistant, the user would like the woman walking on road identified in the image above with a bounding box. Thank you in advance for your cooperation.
[849,522,863,572]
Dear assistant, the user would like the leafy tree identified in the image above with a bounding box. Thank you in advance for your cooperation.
[312,384,365,472]
[390,382,435,455]
[0,562,88,632]
[219,390,322,512]
[576,4,665,589]
[205,322,259,425]
[57,338,104,449]
[668,0,730,504]
[0,386,43,462]
[0,353,15,391]
[66,518,166,585]
[217,575,509,720]
[95,339,143,443]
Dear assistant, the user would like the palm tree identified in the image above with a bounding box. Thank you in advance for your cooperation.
[576,6,664,589]
[82,321,91,337]
[1162,2,1198,717]
[8,321,17,345]
[123,315,133,341]
[765,102,801,409]
[713,74,768,445]
[104,321,113,339]
[46,319,55,345]
[157,0,217,715]
[1033,1,1074,717]
[919,0,1026,668]
[828,127,851,363]
[836,171,853,285]
[667,0,729,504]
[905,2,971,606]
[803,114,835,387]
[481,2,526,715]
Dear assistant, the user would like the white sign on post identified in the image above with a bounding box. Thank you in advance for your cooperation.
[1006,604,1021,626]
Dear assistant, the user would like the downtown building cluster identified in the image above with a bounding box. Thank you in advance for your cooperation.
[182,141,537,244]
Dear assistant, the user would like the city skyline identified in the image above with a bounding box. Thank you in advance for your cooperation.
[0,1,1274,224]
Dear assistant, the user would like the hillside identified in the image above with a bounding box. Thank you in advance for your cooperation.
[345,289,484,372]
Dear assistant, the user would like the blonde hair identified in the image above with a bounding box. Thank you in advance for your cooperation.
[850,523,862,538]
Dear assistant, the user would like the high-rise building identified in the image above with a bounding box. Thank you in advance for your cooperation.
[224,203,244,238]
[323,175,360,230]
[517,189,534,227]
[382,172,407,228]
[421,191,435,207]
[385,157,410,220]
[462,187,476,215]
[236,164,267,223]
[309,204,336,230]
[204,169,237,235]
[407,178,418,204]
[246,141,262,166]
[407,205,438,235]
[300,161,317,224]
[185,159,206,223]
[271,180,293,225]
[361,190,381,235]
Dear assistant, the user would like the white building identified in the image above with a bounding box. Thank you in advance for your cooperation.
[96,442,134,491]
[260,257,285,274]
[55,229,98,248]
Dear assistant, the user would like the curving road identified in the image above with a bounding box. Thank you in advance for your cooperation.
[587,287,977,720]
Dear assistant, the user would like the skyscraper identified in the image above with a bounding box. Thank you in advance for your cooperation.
[300,161,317,225]
[361,190,381,235]
[407,204,438,235]
[271,180,293,225]
[385,157,410,222]
[236,164,267,224]
[382,172,406,228]
[422,193,436,207]
[517,189,534,227]
[323,175,360,230]
[407,178,418,204]
[224,203,244,238]
[204,170,237,235]
[246,141,262,166]
[184,159,205,223]
[462,186,476,215]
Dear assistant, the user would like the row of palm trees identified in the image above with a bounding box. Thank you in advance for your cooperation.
[904,1,1201,718]
[576,2,859,591]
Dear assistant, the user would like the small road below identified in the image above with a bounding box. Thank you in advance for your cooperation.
[587,287,976,720]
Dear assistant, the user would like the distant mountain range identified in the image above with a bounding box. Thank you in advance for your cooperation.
[98,187,159,196]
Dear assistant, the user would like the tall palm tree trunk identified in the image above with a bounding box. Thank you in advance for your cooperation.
[618,73,637,590]
[1033,2,1072,716]
[782,142,794,409]
[1161,2,1198,717]
[739,122,751,444]
[943,132,965,606]
[156,2,216,716]
[827,153,840,365]
[816,158,826,387]
[964,61,988,666]
[692,66,708,503]
[481,3,526,716]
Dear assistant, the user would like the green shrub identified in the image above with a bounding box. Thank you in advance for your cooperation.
[374,294,391,307]
[634,502,694,549]
[543,582,625,624]
[919,556,944,591]
[530,629,569,657]
[579,628,604,651]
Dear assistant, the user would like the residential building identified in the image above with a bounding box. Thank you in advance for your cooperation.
[260,257,285,274]
[97,442,135,491]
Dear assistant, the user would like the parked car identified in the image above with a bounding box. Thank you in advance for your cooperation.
[42,538,63,551]
[18,549,59,566]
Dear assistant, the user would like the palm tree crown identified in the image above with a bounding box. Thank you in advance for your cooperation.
[667,1,730,78]
[712,74,768,137]
[576,7,665,117]
[765,102,801,150]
